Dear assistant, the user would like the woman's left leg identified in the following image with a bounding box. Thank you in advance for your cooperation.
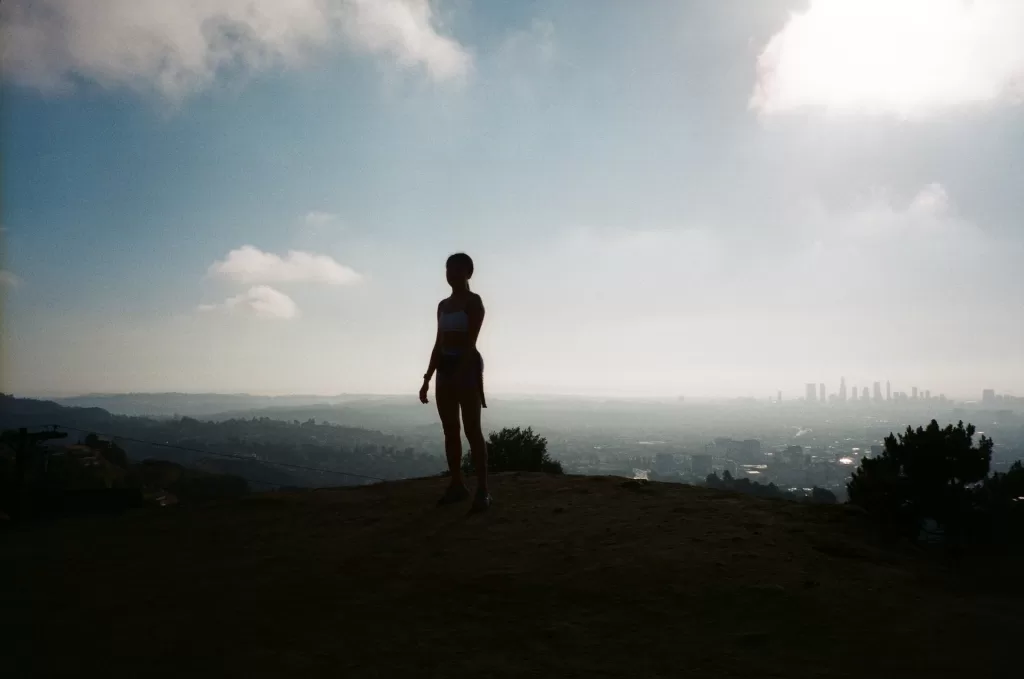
[436,375,470,505]
[459,386,489,501]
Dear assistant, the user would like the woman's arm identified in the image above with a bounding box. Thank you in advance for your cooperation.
[460,293,485,364]
[423,302,443,382]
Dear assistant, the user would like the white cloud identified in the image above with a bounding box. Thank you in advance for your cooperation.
[791,182,990,291]
[208,245,362,285]
[0,270,22,288]
[198,285,299,319]
[304,211,340,230]
[908,182,950,216]
[751,0,1024,118]
[342,0,471,83]
[0,0,471,102]
[837,183,969,240]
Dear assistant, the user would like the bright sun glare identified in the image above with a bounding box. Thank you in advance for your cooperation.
[753,0,1024,117]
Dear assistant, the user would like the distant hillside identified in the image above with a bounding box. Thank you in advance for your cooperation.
[1,395,442,489]
[5,473,1021,678]
[207,400,439,432]
[1,394,114,427]
[52,392,379,418]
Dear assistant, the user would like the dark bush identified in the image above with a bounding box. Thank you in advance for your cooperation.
[972,462,1024,544]
[463,426,563,475]
[705,470,834,504]
[847,420,992,539]
[811,487,838,505]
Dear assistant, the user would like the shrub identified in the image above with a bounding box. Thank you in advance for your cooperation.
[973,462,1024,544]
[811,487,838,505]
[847,420,992,538]
[463,426,563,475]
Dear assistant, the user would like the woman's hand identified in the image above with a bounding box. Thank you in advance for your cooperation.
[419,378,430,404]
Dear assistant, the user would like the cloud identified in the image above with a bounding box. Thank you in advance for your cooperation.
[908,182,950,216]
[751,0,1024,118]
[789,182,992,299]
[834,183,971,241]
[304,211,340,230]
[342,0,471,83]
[0,270,22,288]
[198,285,299,319]
[208,245,362,285]
[0,0,471,102]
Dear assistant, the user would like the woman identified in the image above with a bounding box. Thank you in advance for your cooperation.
[419,252,491,512]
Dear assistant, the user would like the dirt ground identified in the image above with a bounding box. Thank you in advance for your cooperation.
[5,473,1021,678]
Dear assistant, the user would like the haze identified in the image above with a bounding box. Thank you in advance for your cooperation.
[2,0,1023,400]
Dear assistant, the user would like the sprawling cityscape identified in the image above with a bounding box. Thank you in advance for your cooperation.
[544,385,1024,502]
[9,385,1018,505]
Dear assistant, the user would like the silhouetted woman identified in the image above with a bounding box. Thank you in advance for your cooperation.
[419,253,491,512]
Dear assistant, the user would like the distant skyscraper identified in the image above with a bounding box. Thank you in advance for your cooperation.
[806,383,817,402]
[982,389,995,404]
[862,387,869,401]
[839,377,847,402]
[886,381,891,401]
[851,387,858,402]
[924,390,931,401]
[819,383,826,402]
[912,386,918,400]
[777,390,782,403]
[873,382,882,402]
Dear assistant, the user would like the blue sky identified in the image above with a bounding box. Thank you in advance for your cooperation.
[2,0,1023,399]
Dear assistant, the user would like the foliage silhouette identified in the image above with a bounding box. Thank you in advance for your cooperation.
[704,470,835,504]
[973,461,1024,544]
[1,431,250,518]
[462,426,563,475]
[811,486,838,504]
[84,433,129,468]
[847,420,992,539]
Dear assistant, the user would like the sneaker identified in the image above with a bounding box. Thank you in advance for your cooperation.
[468,490,492,514]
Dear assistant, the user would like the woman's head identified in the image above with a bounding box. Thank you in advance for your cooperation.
[445,252,474,288]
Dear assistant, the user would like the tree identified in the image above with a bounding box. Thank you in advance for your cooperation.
[462,426,563,475]
[83,434,128,468]
[981,462,1024,508]
[811,487,837,505]
[847,420,992,537]
[974,461,1024,543]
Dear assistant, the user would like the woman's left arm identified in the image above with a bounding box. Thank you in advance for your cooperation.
[461,293,485,364]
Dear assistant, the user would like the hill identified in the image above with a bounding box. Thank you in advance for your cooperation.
[53,392,380,418]
[0,395,441,489]
[4,474,1020,678]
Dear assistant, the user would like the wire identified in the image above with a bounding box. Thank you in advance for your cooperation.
[50,424,388,484]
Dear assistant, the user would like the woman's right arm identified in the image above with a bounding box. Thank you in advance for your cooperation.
[422,303,442,382]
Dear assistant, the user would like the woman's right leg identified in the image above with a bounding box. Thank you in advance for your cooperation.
[436,378,468,495]
[459,387,487,495]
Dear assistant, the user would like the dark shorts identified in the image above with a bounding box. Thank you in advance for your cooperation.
[436,351,487,407]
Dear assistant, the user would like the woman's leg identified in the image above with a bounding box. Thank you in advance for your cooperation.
[459,387,488,495]
[436,378,467,491]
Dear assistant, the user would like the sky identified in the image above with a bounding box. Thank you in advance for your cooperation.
[2,0,1023,400]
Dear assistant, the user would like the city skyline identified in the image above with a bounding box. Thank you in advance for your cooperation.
[790,377,1020,405]
[18,382,1019,405]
